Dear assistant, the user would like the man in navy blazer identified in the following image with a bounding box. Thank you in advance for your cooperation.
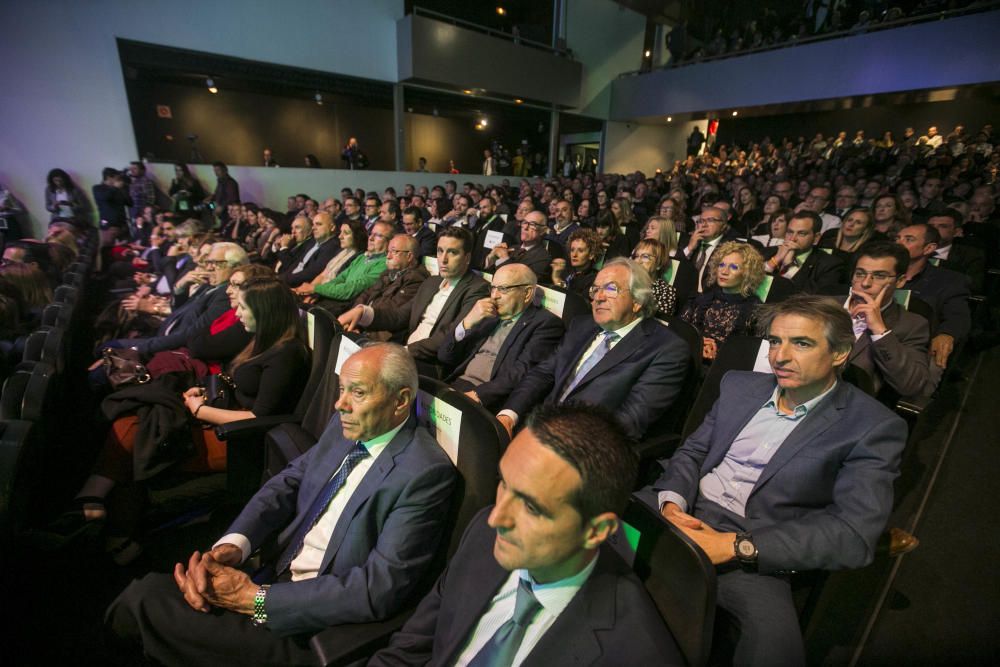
[370,404,683,666]
[497,258,688,441]
[438,263,564,412]
[106,344,457,666]
[647,295,907,665]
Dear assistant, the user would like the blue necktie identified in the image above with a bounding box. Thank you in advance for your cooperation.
[276,441,370,574]
[467,578,542,667]
[559,331,619,402]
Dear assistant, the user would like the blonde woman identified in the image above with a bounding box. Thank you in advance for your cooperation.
[681,241,765,360]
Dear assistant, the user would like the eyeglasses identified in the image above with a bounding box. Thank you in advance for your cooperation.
[370,233,388,240]
[631,252,655,262]
[520,222,547,230]
[717,262,742,271]
[203,259,229,268]
[490,283,531,295]
[589,282,624,299]
[228,281,245,289]
[698,217,724,225]
[852,269,897,283]
[387,248,412,255]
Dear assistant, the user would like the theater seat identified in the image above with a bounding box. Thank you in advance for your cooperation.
[620,495,716,667]
[534,283,590,326]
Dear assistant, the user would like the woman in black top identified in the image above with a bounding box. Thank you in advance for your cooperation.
[63,278,309,562]
[551,228,599,301]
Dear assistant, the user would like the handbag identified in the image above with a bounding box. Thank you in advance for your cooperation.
[202,372,238,410]
[103,347,151,389]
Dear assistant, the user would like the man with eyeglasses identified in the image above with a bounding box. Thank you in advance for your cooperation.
[545,198,579,257]
[438,263,564,411]
[401,206,437,259]
[841,242,930,398]
[485,210,553,283]
[496,258,688,441]
[683,205,729,292]
[363,196,382,232]
[338,235,428,328]
[296,221,393,316]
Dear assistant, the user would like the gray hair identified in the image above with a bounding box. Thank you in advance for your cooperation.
[362,341,419,396]
[756,294,854,358]
[212,242,249,267]
[603,257,656,318]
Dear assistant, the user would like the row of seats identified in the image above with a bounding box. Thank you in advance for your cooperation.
[0,229,98,544]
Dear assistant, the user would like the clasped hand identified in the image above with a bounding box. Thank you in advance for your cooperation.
[660,502,736,565]
[173,544,255,614]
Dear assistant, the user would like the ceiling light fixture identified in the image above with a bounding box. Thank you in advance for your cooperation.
[314,92,323,105]
[206,78,218,94]
[666,116,673,122]
[514,98,523,104]
[732,110,739,116]
[496,6,506,16]
[644,49,651,58]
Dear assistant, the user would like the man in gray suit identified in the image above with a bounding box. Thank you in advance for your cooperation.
[648,295,907,666]
[106,344,457,666]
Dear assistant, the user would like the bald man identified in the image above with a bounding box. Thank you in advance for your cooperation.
[282,212,342,288]
[438,263,564,411]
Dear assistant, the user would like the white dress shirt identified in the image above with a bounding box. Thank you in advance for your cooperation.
[407,278,457,344]
[454,557,598,667]
[214,420,404,580]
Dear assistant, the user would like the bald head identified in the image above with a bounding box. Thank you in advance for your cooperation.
[491,263,537,320]
[311,212,335,242]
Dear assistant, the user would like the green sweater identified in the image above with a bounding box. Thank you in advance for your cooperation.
[314,252,387,300]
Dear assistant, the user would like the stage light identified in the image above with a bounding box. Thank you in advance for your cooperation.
[666,116,673,122]
[206,78,218,94]
[315,92,323,105]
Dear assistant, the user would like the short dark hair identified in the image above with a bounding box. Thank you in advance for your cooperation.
[102,167,120,181]
[402,206,422,222]
[383,200,401,219]
[903,221,941,246]
[129,161,145,173]
[436,226,474,255]
[212,161,227,171]
[791,210,823,235]
[855,240,910,276]
[525,404,637,520]
[928,208,963,228]
[757,294,854,358]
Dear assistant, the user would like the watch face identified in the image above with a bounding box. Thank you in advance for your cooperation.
[737,539,756,558]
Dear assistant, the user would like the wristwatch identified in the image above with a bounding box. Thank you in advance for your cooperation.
[251,584,270,626]
[734,532,758,569]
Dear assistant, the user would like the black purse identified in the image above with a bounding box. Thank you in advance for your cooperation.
[202,372,238,410]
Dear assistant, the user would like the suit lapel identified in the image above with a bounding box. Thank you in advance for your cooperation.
[702,378,771,473]
[554,322,602,391]
[494,309,534,371]
[439,564,511,665]
[569,319,647,393]
[751,383,846,494]
[316,419,414,574]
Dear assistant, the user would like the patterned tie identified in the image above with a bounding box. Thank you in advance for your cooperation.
[467,578,542,667]
[780,257,799,276]
[694,242,709,272]
[276,441,370,574]
[559,331,619,402]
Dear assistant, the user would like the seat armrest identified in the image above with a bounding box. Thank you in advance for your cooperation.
[636,432,681,462]
[896,394,931,417]
[309,608,415,667]
[213,414,299,441]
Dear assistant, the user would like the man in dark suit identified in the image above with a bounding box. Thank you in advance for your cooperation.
[843,242,930,398]
[402,206,437,259]
[485,210,552,283]
[103,242,247,359]
[928,209,986,294]
[497,258,689,441]
[340,227,489,367]
[106,344,457,666]
[896,222,971,371]
[647,295,907,665]
[370,404,684,666]
[438,263,564,412]
[273,215,313,276]
[680,205,735,292]
[280,212,341,288]
[764,211,845,292]
[471,196,516,268]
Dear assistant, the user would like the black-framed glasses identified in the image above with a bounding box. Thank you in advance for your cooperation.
[589,283,624,299]
[490,283,531,295]
[852,269,897,283]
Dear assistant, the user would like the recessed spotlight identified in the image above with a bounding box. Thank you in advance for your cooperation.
[732,110,738,116]
[514,98,523,104]
[666,116,673,122]
[463,89,473,95]
[314,92,323,105]
[496,6,506,16]
[480,117,488,127]
[206,78,218,94]
[644,49,651,58]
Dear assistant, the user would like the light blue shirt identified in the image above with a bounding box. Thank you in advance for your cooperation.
[660,382,838,518]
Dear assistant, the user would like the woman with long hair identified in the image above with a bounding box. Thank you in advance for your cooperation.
[61,277,309,563]
[44,168,90,224]
[594,211,630,266]
[681,241,765,361]
[751,207,792,248]
[300,219,367,298]
[167,163,205,214]
[819,207,876,255]
[732,185,762,236]
[642,215,680,257]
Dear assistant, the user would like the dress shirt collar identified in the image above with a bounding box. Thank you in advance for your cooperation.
[360,417,408,455]
[516,551,598,613]
[794,247,814,263]
[763,380,838,420]
[602,315,644,340]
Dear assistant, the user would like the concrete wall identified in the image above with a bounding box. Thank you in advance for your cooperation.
[0,0,403,237]
[603,120,708,175]
[143,163,514,214]
[566,0,646,120]
[610,11,1000,120]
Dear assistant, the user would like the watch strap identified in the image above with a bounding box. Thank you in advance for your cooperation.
[252,584,270,626]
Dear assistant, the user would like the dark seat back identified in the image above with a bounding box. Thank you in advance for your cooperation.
[622,496,716,667]
[643,316,702,441]
[682,335,766,440]
[534,284,591,326]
